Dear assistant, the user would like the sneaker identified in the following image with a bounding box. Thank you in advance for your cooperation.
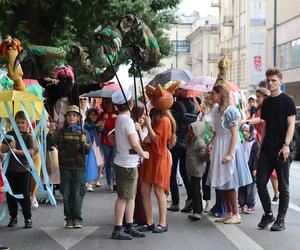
[188,213,202,221]
[258,213,275,229]
[203,201,211,213]
[24,219,33,228]
[239,206,246,213]
[270,218,285,231]
[111,229,133,240]
[167,204,180,212]
[107,184,113,191]
[31,196,39,209]
[0,246,9,250]
[95,182,101,187]
[125,227,146,237]
[73,219,83,229]
[271,196,279,205]
[153,224,168,233]
[224,214,241,224]
[181,199,193,213]
[86,184,94,192]
[64,219,74,229]
[245,207,255,214]
[7,217,17,227]
[136,223,155,232]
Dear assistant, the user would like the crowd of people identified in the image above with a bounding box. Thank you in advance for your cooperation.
[0,66,296,242]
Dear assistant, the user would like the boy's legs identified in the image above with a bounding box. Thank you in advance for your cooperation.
[113,165,144,239]
[70,170,86,224]
[18,172,32,221]
[60,170,73,221]
[6,171,19,220]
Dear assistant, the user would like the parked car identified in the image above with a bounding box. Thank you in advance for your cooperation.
[292,106,300,160]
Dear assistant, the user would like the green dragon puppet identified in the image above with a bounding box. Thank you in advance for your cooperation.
[14,14,161,84]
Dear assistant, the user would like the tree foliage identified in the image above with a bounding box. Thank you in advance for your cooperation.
[0,0,181,77]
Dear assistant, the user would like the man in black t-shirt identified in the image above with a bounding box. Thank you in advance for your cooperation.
[256,67,296,231]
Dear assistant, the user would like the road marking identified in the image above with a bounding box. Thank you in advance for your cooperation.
[41,226,99,250]
[206,216,264,250]
[289,203,300,213]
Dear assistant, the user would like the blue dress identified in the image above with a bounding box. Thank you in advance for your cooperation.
[208,106,252,190]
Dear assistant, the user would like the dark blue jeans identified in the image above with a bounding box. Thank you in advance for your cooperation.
[102,144,116,186]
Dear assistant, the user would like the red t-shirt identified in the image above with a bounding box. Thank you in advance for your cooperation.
[98,111,118,147]
[253,108,264,144]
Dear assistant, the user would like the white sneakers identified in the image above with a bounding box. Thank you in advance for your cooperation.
[86,184,94,192]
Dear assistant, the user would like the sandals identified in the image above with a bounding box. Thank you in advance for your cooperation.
[153,224,168,233]
[215,212,233,223]
[224,214,241,224]
[136,223,155,232]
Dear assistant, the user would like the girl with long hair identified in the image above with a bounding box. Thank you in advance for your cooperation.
[138,83,178,233]
[208,84,252,224]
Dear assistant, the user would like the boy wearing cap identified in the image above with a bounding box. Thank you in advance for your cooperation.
[47,105,90,229]
[111,90,149,240]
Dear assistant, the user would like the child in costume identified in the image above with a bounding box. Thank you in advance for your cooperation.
[139,83,178,233]
[1,111,35,228]
[208,84,252,224]
[186,121,210,221]
[132,101,148,225]
[47,105,90,229]
[84,108,103,191]
[238,123,259,214]
[111,90,149,240]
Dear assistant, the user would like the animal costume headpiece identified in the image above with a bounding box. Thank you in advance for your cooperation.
[145,83,179,110]
[54,64,74,83]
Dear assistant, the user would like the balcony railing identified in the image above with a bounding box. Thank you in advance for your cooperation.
[208,53,219,62]
[223,16,234,26]
[211,0,220,7]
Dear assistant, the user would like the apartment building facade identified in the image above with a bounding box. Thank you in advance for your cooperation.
[266,0,300,104]
[213,0,267,93]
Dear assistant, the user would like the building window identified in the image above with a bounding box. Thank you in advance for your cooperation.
[291,38,300,67]
[277,43,289,69]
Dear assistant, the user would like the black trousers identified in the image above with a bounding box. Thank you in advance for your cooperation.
[256,150,291,220]
[190,176,203,213]
[202,162,211,201]
[170,145,191,205]
[6,171,31,220]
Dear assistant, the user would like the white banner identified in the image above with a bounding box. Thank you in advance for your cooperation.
[250,33,266,84]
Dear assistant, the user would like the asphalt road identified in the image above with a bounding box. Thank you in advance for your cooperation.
[1,162,300,250]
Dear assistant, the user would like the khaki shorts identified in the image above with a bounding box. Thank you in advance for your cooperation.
[114,164,138,199]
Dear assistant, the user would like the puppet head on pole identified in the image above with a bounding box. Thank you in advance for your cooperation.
[0,36,25,91]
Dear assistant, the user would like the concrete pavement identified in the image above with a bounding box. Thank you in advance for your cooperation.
[1,162,300,250]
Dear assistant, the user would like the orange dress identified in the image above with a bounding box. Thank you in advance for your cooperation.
[139,116,172,192]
